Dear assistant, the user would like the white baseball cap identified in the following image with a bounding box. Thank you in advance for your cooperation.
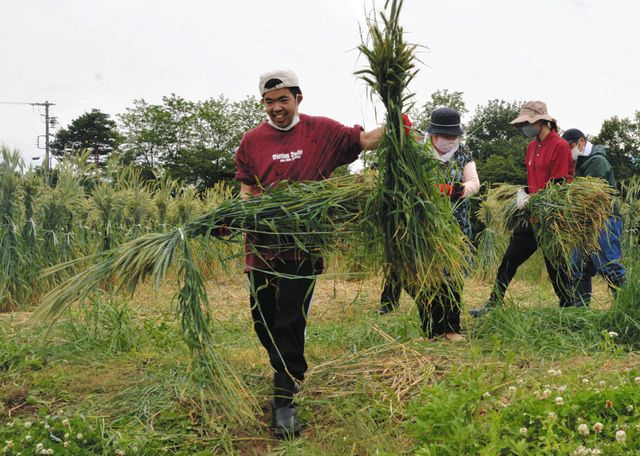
[258,69,300,96]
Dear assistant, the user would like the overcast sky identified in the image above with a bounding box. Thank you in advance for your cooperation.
[1,0,639,165]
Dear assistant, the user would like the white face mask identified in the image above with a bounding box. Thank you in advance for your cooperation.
[433,137,459,154]
[268,113,300,131]
[571,146,580,161]
[432,137,459,162]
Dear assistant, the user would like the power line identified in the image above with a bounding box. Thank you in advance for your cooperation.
[0,101,39,106]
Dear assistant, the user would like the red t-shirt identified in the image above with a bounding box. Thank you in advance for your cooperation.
[525,130,574,194]
[235,113,363,270]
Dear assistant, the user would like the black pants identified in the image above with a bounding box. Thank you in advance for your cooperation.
[381,271,462,338]
[248,260,317,407]
[490,223,573,307]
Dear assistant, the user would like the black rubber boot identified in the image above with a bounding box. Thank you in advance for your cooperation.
[272,403,300,437]
[272,372,300,437]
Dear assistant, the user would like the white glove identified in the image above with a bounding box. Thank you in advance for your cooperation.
[516,188,530,210]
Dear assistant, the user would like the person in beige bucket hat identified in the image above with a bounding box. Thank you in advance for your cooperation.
[469,100,575,317]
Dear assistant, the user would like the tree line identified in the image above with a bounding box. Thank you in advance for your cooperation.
[51,91,640,190]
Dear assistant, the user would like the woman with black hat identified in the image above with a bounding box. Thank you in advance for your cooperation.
[379,107,480,341]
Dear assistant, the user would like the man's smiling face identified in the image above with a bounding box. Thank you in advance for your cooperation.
[263,88,301,129]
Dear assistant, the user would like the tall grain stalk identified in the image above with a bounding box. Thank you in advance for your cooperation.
[620,176,640,252]
[92,181,119,251]
[0,147,26,310]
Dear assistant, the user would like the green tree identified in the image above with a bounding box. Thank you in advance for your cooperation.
[118,94,264,189]
[118,95,194,178]
[412,89,468,133]
[591,111,640,182]
[51,109,122,166]
[466,99,528,185]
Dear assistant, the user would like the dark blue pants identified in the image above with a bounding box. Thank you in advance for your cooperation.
[571,217,626,306]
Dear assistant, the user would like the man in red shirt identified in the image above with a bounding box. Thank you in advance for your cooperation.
[235,69,382,436]
[469,101,575,317]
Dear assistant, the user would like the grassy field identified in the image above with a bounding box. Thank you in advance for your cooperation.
[2,257,638,455]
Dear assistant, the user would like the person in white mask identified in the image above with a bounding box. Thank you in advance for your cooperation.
[379,107,480,342]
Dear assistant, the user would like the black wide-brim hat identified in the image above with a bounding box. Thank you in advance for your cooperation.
[426,107,463,136]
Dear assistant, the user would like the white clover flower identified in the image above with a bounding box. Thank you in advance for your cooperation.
[598,381,606,388]
[582,378,590,385]
[76,433,83,440]
[548,368,561,376]
[555,397,564,406]
[508,386,517,394]
[115,450,125,456]
[25,435,32,442]
[43,423,50,430]
[542,389,552,399]
[519,427,527,435]
[591,449,602,455]
[63,441,70,448]
[62,419,69,427]
[36,443,44,451]
[608,331,619,338]
[548,412,557,421]
[593,422,603,433]
[634,376,640,385]
[482,392,491,398]
[571,445,589,456]
[616,429,626,443]
[517,378,524,385]
[557,385,567,393]
[24,421,32,428]
[578,423,589,436]
[627,405,634,413]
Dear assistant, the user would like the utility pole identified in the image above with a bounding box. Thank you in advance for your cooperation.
[33,101,56,184]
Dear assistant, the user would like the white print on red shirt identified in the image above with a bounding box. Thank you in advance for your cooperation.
[272,149,303,163]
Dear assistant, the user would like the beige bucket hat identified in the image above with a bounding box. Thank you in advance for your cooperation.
[510,101,555,125]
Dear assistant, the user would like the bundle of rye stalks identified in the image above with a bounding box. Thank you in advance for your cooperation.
[483,177,615,261]
[474,192,509,280]
[357,0,470,293]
